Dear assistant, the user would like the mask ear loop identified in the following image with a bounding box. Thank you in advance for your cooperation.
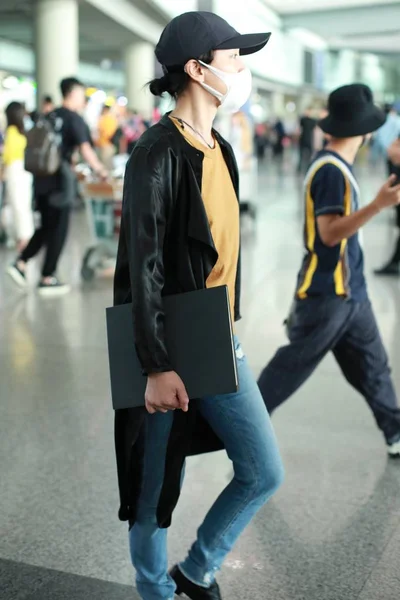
[195,60,227,104]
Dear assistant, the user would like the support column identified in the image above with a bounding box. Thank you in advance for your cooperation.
[35,0,79,105]
[271,92,285,118]
[124,42,155,120]
[197,0,214,10]
[298,92,314,114]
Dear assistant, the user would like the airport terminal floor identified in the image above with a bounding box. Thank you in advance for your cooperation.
[1,159,400,600]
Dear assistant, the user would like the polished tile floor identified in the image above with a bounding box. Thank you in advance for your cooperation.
[1,158,400,600]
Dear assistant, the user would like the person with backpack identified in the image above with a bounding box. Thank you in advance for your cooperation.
[2,101,34,252]
[7,77,108,296]
[257,84,400,459]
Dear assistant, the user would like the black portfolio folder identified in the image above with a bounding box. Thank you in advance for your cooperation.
[106,286,238,410]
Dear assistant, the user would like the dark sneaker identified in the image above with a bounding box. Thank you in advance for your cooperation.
[387,436,400,459]
[374,262,400,276]
[38,277,70,297]
[7,262,27,288]
[171,565,222,599]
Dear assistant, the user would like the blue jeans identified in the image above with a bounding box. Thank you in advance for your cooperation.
[129,338,284,600]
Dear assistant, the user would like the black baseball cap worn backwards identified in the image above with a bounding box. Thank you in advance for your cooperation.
[319,83,386,138]
[155,11,271,72]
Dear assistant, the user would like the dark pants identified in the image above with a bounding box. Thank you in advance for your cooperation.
[385,161,400,263]
[258,297,400,443]
[20,194,70,278]
[387,159,400,229]
[298,144,313,173]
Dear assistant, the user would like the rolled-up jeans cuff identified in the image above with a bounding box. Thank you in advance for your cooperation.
[178,562,216,589]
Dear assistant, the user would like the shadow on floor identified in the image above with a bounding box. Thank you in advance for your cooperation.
[0,558,138,600]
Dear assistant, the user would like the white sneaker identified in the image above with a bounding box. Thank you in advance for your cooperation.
[387,438,400,459]
[7,263,27,288]
[38,277,70,297]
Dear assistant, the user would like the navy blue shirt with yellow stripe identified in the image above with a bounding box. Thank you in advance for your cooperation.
[296,150,367,301]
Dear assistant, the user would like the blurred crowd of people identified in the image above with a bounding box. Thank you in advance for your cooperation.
[1,78,400,296]
[0,88,158,249]
[253,106,330,169]
[253,103,400,177]
[0,78,161,295]
[95,104,162,169]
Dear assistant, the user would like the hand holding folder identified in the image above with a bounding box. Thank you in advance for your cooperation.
[106,286,238,410]
[145,371,189,414]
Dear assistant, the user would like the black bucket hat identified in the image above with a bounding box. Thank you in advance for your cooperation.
[319,83,386,138]
[155,11,271,72]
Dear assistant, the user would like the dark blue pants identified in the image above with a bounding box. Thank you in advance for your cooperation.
[258,297,400,443]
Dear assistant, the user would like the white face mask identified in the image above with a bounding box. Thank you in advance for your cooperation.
[198,60,253,113]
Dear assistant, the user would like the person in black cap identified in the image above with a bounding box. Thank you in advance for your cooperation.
[113,11,283,600]
[257,83,400,458]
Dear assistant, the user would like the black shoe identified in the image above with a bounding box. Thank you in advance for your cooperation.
[374,262,400,276]
[7,262,27,288]
[171,566,222,599]
[38,277,70,297]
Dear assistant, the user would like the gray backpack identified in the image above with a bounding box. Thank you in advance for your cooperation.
[25,115,62,177]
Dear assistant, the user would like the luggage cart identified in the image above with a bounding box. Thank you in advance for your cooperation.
[81,179,123,281]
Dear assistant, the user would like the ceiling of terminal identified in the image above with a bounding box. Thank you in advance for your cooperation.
[0,0,399,72]
[266,0,399,12]
[265,0,400,54]
[128,0,169,24]
[0,0,167,67]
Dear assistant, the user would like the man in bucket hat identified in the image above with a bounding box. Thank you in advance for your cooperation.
[258,83,400,458]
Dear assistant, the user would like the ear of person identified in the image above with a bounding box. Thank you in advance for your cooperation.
[185,59,205,82]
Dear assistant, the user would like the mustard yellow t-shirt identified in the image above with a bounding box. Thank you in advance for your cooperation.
[172,119,239,320]
[3,125,27,166]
